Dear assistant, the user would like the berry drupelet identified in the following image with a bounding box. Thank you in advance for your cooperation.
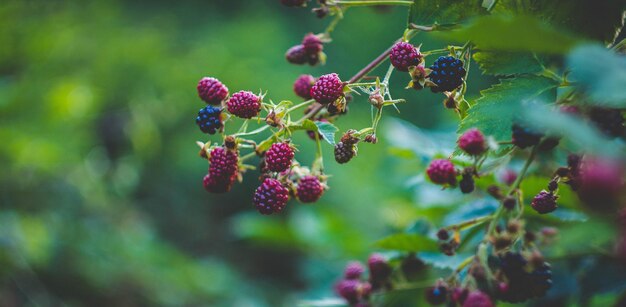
[296,175,324,203]
[429,56,466,92]
[458,128,487,156]
[253,178,290,215]
[311,73,345,104]
[197,77,229,105]
[264,142,295,173]
[531,190,558,214]
[293,74,315,99]
[389,42,422,72]
[227,91,261,119]
[196,106,223,135]
[426,159,457,186]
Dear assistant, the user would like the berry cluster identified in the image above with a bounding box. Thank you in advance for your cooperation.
[335,254,392,306]
[286,33,325,66]
[495,252,553,303]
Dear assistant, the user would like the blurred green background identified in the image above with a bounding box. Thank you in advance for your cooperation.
[2,1,621,306]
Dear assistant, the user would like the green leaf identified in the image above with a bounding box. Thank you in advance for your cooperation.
[408,0,486,27]
[437,15,582,54]
[384,118,456,158]
[473,51,543,75]
[458,75,558,148]
[374,233,438,252]
[315,121,338,146]
[566,45,626,108]
[416,252,474,270]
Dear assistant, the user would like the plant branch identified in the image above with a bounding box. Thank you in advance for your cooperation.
[334,0,413,7]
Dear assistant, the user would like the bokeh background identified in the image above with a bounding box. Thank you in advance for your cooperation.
[1,1,623,306]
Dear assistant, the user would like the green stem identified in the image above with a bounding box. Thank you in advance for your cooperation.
[348,82,378,87]
[239,151,257,162]
[286,99,315,113]
[444,215,493,231]
[233,125,271,137]
[324,7,347,34]
[334,0,413,7]
[454,256,475,274]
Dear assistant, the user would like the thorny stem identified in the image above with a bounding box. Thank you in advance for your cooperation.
[334,0,413,7]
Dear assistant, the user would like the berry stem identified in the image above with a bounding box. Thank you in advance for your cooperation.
[239,151,257,162]
[334,0,413,7]
[286,99,315,113]
[324,7,347,34]
[232,124,271,137]
[443,215,493,231]
[348,40,400,84]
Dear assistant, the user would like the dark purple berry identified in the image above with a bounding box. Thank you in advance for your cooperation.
[335,279,360,304]
[296,175,324,203]
[512,123,543,149]
[389,42,422,72]
[294,74,315,99]
[227,91,261,119]
[302,33,323,54]
[531,190,558,214]
[577,158,624,209]
[311,73,344,104]
[436,229,449,241]
[426,159,457,186]
[368,253,392,283]
[459,173,475,194]
[503,197,516,210]
[458,128,487,156]
[344,261,365,280]
[334,142,356,164]
[196,105,223,134]
[425,282,448,305]
[429,56,466,92]
[286,45,308,65]
[197,77,228,105]
[265,142,295,173]
[253,178,290,215]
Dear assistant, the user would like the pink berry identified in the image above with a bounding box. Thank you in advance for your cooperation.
[302,33,323,54]
[253,178,290,215]
[344,261,365,280]
[311,73,344,104]
[297,175,324,203]
[458,128,487,156]
[294,74,315,99]
[265,142,295,173]
[462,291,494,307]
[577,158,624,209]
[335,279,360,304]
[390,42,422,72]
[501,169,517,186]
[197,77,228,105]
[427,159,457,186]
[227,91,261,119]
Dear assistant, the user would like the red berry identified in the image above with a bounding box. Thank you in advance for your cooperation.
[462,291,493,307]
[294,74,315,99]
[501,169,517,186]
[335,279,360,304]
[286,45,308,65]
[203,174,232,193]
[390,42,422,72]
[458,128,487,156]
[451,287,469,305]
[203,147,238,193]
[427,159,457,186]
[197,77,228,105]
[227,91,261,119]
[253,178,290,215]
[302,33,323,54]
[297,175,324,203]
[344,261,365,280]
[577,158,624,209]
[265,142,295,172]
[368,254,391,282]
[311,73,344,104]
[531,191,558,214]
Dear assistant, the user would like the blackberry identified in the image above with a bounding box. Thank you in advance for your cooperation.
[203,147,238,193]
[334,141,356,164]
[286,45,307,65]
[253,178,290,215]
[389,42,422,72]
[311,73,344,104]
[498,252,552,303]
[425,283,448,305]
[589,108,624,138]
[296,175,324,203]
[458,128,487,156]
[294,74,315,99]
[368,253,392,289]
[426,159,457,186]
[436,229,449,241]
[531,190,558,214]
[265,142,295,172]
[197,77,229,105]
[196,106,223,135]
[528,263,553,297]
[462,291,493,307]
[281,0,308,7]
[302,33,323,54]
[429,56,466,92]
[344,261,365,280]
[227,91,261,119]
[503,197,516,210]
[512,123,543,149]
[459,173,475,194]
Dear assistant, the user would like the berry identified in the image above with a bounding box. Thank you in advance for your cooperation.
[463,291,493,307]
[286,45,307,65]
[497,252,552,303]
[335,279,360,304]
[344,261,365,280]
[503,197,516,210]
[203,147,238,193]
[294,74,315,99]
[531,190,558,214]
[302,33,323,54]
[589,108,624,138]
[265,142,295,172]
[458,128,487,156]
[459,173,475,194]
[425,283,448,305]
[281,0,307,7]
[253,178,290,215]
[500,169,517,186]
[512,123,543,149]
[436,229,449,241]
[577,158,624,209]
[227,91,261,119]
[426,159,457,186]
[203,174,232,194]
[196,106,223,134]
[368,254,392,283]
[389,42,422,72]
[197,77,229,105]
[528,263,553,297]
[311,73,344,104]
[334,142,356,164]
[451,288,469,305]
[296,175,324,203]
[429,56,466,92]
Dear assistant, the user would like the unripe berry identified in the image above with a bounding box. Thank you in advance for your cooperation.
[389,42,422,72]
[227,91,261,119]
[531,190,558,214]
[344,261,365,280]
[429,56,466,93]
[302,33,323,54]
[253,178,290,215]
[368,254,392,283]
[196,106,223,134]
[296,175,324,203]
[500,169,517,186]
[265,142,295,173]
[203,147,238,193]
[458,128,487,156]
[577,158,624,209]
[462,291,493,307]
[197,77,229,105]
[311,73,344,104]
[426,159,457,186]
[335,279,360,304]
[293,74,315,99]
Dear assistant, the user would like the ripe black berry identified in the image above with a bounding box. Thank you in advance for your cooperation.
[459,173,475,194]
[512,123,543,149]
[436,229,449,241]
[197,77,229,105]
[253,178,290,215]
[264,142,295,173]
[425,282,448,305]
[368,254,392,289]
[294,74,315,99]
[334,142,356,164]
[296,175,324,203]
[429,56,466,92]
[227,91,261,119]
[531,190,558,214]
[311,73,344,104]
[389,42,422,72]
[196,106,223,134]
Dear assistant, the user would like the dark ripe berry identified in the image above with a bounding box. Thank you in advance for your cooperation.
[528,263,553,297]
[451,288,469,305]
[462,291,493,307]
[344,261,365,280]
[459,173,475,194]
[311,73,344,104]
[400,254,425,278]
[503,197,516,210]
[335,279,360,304]
[512,123,543,149]
[500,169,517,186]
[294,74,315,99]
[426,159,457,186]
[429,56,466,92]
[589,108,624,138]
[334,142,356,164]
[458,128,487,156]
[389,42,422,72]
[547,179,559,192]
[436,229,450,241]
[368,254,392,283]
[577,158,624,209]
[425,284,448,305]
[302,33,323,54]
[499,252,527,278]
[497,252,553,303]
[264,142,295,172]
[297,175,324,203]
[196,105,223,134]
[197,77,229,105]
[227,91,261,119]
[281,0,308,7]
[286,45,308,65]
[203,147,239,193]
[307,118,328,141]
[253,178,290,215]
[531,190,558,214]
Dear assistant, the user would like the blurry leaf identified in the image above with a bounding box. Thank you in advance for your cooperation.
[384,118,456,159]
[546,218,617,258]
[388,147,417,159]
[438,15,582,54]
[478,151,512,174]
[374,233,438,252]
[316,121,338,146]
[442,199,498,227]
[550,209,588,222]
[579,258,626,297]
[231,212,302,248]
[405,218,434,236]
[567,45,626,107]
[408,0,486,26]
[416,252,473,270]
[473,51,543,75]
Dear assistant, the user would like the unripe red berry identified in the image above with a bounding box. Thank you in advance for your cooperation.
[227,91,261,119]
[197,77,229,105]
[344,261,365,280]
[265,142,295,173]
[203,147,239,193]
[463,291,493,307]
[500,169,517,186]
[311,73,344,104]
[253,178,290,215]
[531,190,558,214]
[368,254,392,282]
[426,159,457,186]
[458,128,487,156]
[302,33,323,54]
[335,279,360,304]
[577,158,624,209]
[296,175,324,203]
[294,74,315,99]
[390,42,422,72]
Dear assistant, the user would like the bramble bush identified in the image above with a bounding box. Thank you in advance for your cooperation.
[196,0,626,306]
